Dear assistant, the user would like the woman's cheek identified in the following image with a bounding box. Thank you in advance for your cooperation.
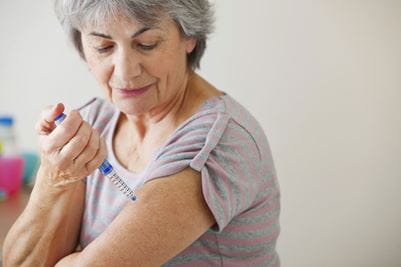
[87,61,113,100]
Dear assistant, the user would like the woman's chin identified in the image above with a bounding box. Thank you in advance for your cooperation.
[113,98,151,116]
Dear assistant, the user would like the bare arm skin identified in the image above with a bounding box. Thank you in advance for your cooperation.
[4,104,215,266]
[55,167,215,267]
[2,104,106,267]
[3,175,85,267]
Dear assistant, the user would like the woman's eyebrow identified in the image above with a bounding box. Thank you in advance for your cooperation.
[89,32,112,39]
[89,26,160,39]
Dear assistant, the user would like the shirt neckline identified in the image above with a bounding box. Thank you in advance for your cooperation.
[106,93,228,177]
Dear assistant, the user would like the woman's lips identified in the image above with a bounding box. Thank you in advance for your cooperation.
[115,84,152,97]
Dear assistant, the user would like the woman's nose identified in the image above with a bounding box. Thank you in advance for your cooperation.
[112,49,142,82]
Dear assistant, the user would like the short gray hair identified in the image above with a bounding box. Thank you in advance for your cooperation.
[54,0,215,70]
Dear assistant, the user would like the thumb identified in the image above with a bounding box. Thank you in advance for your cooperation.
[44,103,65,123]
[36,103,65,135]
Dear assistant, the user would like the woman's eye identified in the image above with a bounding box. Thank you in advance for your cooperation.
[95,46,113,53]
[137,43,158,51]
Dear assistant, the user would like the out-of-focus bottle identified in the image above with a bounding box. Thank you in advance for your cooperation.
[0,115,24,198]
[0,116,18,155]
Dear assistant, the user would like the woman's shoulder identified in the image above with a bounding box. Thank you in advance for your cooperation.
[162,93,270,165]
[185,93,269,151]
[220,94,266,135]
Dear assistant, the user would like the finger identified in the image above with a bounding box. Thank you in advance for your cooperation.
[74,128,100,169]
[85,136,107,173]
[44,103,65,123]
[59,121,92,162]
[35,103,65,135]
[45,110,84,151]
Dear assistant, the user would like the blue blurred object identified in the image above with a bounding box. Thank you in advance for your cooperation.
[0,188,7,201]
[0,115,15,156]
[0,115,13,126]
[21,151,39,185]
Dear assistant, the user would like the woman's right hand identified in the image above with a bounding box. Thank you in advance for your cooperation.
[35,103,107,188]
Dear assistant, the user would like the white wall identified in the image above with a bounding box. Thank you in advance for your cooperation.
[1,0,401,266]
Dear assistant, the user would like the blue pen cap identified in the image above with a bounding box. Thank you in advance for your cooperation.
[55,113,66,124]
[98,160,113,175]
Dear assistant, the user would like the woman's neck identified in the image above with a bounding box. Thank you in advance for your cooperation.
[116,71,210,144]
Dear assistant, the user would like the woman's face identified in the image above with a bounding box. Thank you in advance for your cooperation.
[80,16,196,116]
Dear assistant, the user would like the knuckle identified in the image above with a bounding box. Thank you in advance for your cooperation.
[69,110,82,120]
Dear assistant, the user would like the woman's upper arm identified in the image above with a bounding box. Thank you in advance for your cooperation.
[75,167,215,266]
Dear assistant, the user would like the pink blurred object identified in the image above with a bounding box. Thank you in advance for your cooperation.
[0,156,24,196]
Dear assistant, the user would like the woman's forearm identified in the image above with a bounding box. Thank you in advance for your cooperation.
[2,167,85,267]
[2,103,105,266]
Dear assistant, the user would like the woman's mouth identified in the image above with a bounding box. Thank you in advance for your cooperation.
[115,84,152,97]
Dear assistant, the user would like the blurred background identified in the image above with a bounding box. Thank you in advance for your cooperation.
[1,0,401,266]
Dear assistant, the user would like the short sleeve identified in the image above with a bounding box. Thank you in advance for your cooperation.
[145,111,265,232]
[200,119,263,231]
[145,111,225,180]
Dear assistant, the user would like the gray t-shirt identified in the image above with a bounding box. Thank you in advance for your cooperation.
[78,94,280,266]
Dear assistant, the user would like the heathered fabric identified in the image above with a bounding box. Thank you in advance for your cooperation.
[78,94,280,266]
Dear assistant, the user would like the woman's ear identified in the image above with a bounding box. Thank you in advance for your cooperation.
[185,38,197,54]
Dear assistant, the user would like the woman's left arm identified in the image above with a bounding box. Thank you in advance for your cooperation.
[56,167,215,267]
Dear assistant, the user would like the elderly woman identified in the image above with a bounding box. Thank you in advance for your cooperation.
[3,0,280,266]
